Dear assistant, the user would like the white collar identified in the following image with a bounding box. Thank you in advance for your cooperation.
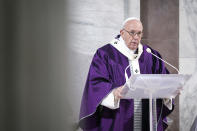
[119,37,136,55]
[110,36,143,61]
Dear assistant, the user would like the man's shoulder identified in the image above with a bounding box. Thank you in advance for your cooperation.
[98,43,113,50]
[93,43,121,61]
[96,43,116,54]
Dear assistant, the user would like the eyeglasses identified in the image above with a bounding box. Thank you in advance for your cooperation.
[123,29,143,37]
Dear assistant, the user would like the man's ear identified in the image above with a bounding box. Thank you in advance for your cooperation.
[120,29,124,36]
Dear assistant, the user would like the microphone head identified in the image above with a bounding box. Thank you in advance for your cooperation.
[146,48,152,53]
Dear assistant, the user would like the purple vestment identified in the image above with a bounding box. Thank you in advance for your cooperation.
[79,43,174,131]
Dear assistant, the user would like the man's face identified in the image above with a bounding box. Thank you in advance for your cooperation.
[120,20,143,50]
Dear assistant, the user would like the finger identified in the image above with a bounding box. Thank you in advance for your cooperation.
[173,90,181,96]
[175,91,180,95]
[117,92,122,99]
[177,89,183,93]
[118,95,122,99]
[120,86,124,89]
[177,87,183,90]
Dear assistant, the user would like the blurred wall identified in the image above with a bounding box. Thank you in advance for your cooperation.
[179,0,197,131]
[0,0,70,131]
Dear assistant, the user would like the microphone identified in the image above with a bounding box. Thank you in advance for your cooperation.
[146,48,179,74]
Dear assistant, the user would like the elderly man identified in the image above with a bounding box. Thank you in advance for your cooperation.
[79,17,174,131]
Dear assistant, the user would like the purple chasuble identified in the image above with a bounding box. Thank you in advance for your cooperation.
[79,43,174,131]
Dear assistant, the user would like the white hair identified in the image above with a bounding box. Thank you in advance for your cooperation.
[122,17,141,29]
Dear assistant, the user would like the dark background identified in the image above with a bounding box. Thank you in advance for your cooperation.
[0,0,73,131]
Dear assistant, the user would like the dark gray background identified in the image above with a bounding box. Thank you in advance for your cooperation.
[0,0,72,130]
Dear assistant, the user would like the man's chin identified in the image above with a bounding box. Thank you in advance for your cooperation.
[129,45,138,50]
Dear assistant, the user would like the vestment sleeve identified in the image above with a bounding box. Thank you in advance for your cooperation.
[79,49,116,129]
[101,89,120,109]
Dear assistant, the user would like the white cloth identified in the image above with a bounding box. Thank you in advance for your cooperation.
[110,37,143,61]
[101,89,120,109]
[164,98,173,110]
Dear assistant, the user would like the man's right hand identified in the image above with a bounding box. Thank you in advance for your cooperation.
[113,86,124,101]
